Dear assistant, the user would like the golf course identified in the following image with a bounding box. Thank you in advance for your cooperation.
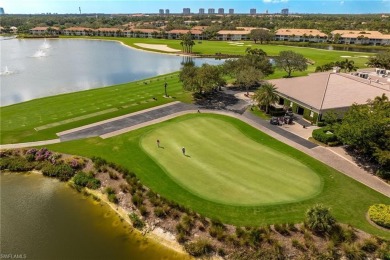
[141,116,322,205]
[1,37,389,241]
[45,113,390,238]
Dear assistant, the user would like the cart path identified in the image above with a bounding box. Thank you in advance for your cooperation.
[1,102,388,197]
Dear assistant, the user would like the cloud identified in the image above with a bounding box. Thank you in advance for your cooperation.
[263,0,289,3]
[340,0,345,4]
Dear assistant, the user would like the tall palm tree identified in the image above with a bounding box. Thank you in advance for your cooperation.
[252,83,279,114]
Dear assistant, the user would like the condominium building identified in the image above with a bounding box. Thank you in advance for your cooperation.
[218,8,224,14]
[331,30,390,46]
[165,9,169,15]
[281,8,289,15]
[208,8,215,14]
[183,8,191,14]
[199,8,205,14]
[250,8,256,15]
[229,9,234,14]
[159,9,164,15]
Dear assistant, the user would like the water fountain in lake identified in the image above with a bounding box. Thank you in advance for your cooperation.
[41,39,51,49]
[33,49,47,58]
[0,66,14,76]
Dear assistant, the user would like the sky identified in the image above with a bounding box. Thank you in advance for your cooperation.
[1,0,389,14]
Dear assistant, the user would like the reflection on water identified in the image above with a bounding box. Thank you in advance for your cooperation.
[0,172,189,260]
[0,38,222,106]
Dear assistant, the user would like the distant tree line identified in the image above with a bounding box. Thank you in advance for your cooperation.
[2,13,390,34]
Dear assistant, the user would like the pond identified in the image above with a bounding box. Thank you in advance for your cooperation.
[0,172,190,260]
[0,37,222,106]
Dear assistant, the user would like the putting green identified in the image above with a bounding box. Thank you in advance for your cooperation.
[141,116,322,206]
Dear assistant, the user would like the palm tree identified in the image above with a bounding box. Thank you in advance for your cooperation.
[305,204,336,235]
[343,59,358,72]
[252,83,279,114]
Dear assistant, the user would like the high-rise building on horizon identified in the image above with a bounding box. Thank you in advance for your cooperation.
[165,9,169,15]
[250,8,256,15]
[229,9,234,14]
[199,8,205,14]
[218,8,224,14]
[208,8,215,14]
[183,8,191,15]
[281,8,289,15]
[159,9,164,15]
[0,7,4,15]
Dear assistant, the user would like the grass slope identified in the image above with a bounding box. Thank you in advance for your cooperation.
[0,72,191,144]
[140,116,322,205]
[45,113,390,239]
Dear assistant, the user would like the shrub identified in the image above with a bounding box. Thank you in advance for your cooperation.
[139,206,148,216]
[342,243,366,260]
[209,225,226,241]
[73,172,100,189]
[128,213,145,230]
[131,194,143,207]
[154,207,166,218]
[184,238,214,257]
[41,163,75,181]
[108,171,119,180]
[91,156,107,169]
[360,238,378,253]
[292,239,306,252]
[105,187,115,195]
[368,204,390,229]
[305,204,336,235]
[65,157,85,169]
[312,127,339,145]
[119,183,130,193]
[274,223,290,236]
[107,193,118,204]
[1,157,34,172]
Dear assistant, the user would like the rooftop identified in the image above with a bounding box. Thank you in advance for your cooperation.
[270,71,390,112]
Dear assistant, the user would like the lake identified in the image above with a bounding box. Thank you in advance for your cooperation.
[0,38,221,106]
[0,172,190,260]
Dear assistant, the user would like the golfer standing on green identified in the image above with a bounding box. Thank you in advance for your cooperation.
[182,147,186,155]
[157,139,160,148]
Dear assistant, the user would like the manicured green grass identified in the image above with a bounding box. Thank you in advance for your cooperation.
[140,117,322,205]
[45,113,390,239]
[0,72,191,144]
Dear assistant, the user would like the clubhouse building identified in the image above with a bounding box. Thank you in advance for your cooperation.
[269,69,390,123]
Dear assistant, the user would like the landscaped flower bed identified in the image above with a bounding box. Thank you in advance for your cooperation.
[368,204,390,229]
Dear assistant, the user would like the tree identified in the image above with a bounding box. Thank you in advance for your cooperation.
[275,50,308,77]
[336,95,390,178]
[367,51,390,70]
[305,204,336,235]
[179,63,225,94]
[251,83,279,114]
[223,48,274,94]
[180,32,196,54]
[249,29,273,44]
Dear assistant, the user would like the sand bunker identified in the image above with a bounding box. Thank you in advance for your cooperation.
[134,43,180,52]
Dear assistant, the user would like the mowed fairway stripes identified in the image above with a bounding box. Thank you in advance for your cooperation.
[141,116,322,206]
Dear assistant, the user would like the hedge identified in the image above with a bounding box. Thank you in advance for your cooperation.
[368,204,390,229]
[312,127,339,145]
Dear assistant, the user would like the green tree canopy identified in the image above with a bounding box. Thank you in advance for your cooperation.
[179,63,225,93]
[275,50,308,77]
[249,29,274,44]
[336,94,390,179]
[251,82,279,114]
[367,51,390,70]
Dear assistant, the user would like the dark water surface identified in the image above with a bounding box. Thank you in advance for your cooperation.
[0,172,190,260]
[0,38,221,106]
